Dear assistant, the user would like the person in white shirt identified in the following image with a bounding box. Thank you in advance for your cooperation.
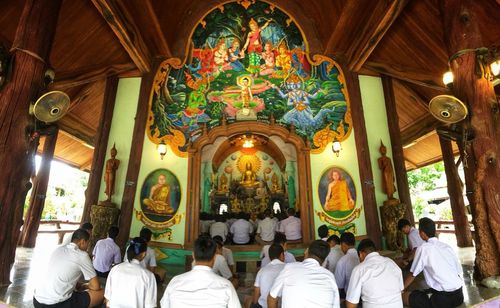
[324,234,343,273]
[256,210,278,245]
[213,236,235,270]
[210,215,229,242]
[92,226,121,278]
[252,244,285,308]
[199,212,215,235]
[230,212,254,244]
[346,239,404,308]
[278,208,302,241]
[261,232,296,267]
[398,218,424,263]
[334,232,360,297]
[62,222,93,247]
[105,237,157,308]
[34,229,104,308]
[268,240,340,308]
[160,236,241,308]
[403,218,464,308]
[318,224,329,241]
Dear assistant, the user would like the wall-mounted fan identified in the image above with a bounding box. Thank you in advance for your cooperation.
[428,95,468,124]
[29,91,70,123]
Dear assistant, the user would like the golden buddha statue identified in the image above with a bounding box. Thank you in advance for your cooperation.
[219,173,229,192]
[240,162,257,187]
[143,174,175,215]
[271,173,282,193]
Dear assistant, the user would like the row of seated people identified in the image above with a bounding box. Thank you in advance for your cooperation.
[33,217,463,308]
[200,208,302,245]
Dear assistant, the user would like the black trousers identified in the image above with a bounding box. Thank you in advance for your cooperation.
[409,287,464,308]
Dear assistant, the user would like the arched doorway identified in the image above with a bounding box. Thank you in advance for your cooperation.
[184,120,314,246]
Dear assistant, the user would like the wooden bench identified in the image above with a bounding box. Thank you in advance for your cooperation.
[37,220,80,244]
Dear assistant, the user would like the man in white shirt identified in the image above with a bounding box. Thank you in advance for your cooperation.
[230,212,254,244]
[260,232,296,267]
[318,224,329,241]
[253,244,285,308]
[398,218,424,262]
[160,236,241,308]
[278,208,302,241]
[92,226,121,278]
[210,215,229,242]
[34,229,104,308]
[346,239,404,308]
[334,232,360,297]
[403,218,464,308]
[62,222,93,247]
[213,236,235,271]
[199,212,215,234]
[256,210,278,245]
[268,240,340,308]
[324,234,343,273]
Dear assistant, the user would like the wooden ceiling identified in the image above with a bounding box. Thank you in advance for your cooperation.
[0,0,499,171]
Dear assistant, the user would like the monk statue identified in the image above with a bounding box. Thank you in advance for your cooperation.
[378,141,397,203]
[241,162,257,186]
[104,144,120,202]
[143,174,175,215]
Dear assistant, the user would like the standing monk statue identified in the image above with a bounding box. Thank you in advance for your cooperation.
[378,141,396,201]
[104,144,120,202]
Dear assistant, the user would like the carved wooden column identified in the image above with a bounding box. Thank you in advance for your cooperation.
[381,76,414,223]
[19,126,59,248]
[441,0,500,279]
[81,76,119,222]
[0,0,62,285]
[438,135,473,247]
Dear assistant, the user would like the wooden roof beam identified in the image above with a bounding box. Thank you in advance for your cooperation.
[52,63,137,90]
[58,117,95,148]
[91,0,151,73]
[347,0,409,72]
[138,0,172,57]
[401,114,440,146]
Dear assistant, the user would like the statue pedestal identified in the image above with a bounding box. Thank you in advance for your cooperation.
[380,202,407,251]
[90,202,120,249]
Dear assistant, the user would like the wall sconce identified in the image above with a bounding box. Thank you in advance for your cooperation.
[442,71,454,88]
[491,60,500,77]
[157,140,167,160]
[332,138,342,157]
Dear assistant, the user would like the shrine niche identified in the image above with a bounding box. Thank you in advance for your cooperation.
[147,0,352,157]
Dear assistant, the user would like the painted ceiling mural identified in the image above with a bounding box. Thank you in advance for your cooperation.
[148,0,352,157]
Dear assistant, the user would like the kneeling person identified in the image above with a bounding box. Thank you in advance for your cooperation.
[253,244,285,308]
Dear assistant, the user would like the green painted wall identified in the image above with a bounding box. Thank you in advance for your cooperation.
[98,78,142,207]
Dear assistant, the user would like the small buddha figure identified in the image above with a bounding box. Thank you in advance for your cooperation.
[143,174,175,215]
[255,181,268,208]
[378,141,397,202]
[219,173,229,192]
[104,144,120,202]
[271,173,282,193]
[241,162,257,186]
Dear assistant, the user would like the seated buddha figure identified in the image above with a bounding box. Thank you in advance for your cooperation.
[240,162,257,187]
[271,173,282,193]
[143,174,175,215]
[218,173,229,192]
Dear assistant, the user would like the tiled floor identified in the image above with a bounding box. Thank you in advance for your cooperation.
[1,234,499,307]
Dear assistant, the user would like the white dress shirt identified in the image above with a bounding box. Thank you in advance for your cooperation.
[269,258,340,308]
[125,246,156,269]
[346,252,403,308]
[254,259,285,308]
[210,222,229,242]
[105,259,157,308]
[222,247,234,266]
[408,227,424,250]
[200,219,214,234]
[160,265,241,308]
[334,248,360,292]
[410,237,463,292]
[34,243,97,305]
[93,237,121,273]
[324,245,343,273]
[230,219,253,244]
[213,254,233,279]
[278,216,302,240]
[257,217,278,242]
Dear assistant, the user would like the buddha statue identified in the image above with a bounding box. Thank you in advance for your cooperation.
[219,173,229,192]
[255,181,268,209]
[240,162,257,186]
[271,173,282,193]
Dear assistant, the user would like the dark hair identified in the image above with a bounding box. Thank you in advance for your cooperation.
[127,237,147,261]
[212,235,224,244]
[108,226,119,239]
[81,222,93,231]
[269,243,284,260]
[397,219,411,231]
[237,212,246,220]
[287,208,296,216]
[308,240,330,263]
[140,227,153,242]
[327,234,340,244]
[71,228,90,242]
[194,235,217,262]
[215,215,225,223]
[340,232,355,246]
[264,209,271,217]
[357,239,376,254]
[318,225,329,238]
[419,217,436,238]
[273,232,287,245]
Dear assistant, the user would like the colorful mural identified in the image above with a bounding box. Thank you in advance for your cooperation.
[317,166,361,234]
[148,0,352,157]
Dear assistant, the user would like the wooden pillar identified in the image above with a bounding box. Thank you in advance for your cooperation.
[346,71,382,248]
[81,76,119,222]
[438,135,473,247]
[116,67,156,249]
[0,0,62,285]
[381,76,415,223]
[441,0,500,278]
[19,126,59,248]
